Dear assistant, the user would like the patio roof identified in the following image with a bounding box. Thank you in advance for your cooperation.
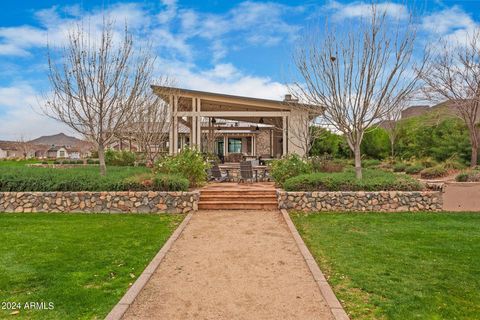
[151,85,320,111]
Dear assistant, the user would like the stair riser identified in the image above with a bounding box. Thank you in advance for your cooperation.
[200,196,277,202]
[200,191,277,196]
[198,204,278,210]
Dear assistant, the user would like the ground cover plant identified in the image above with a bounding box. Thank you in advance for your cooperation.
[0,213,184,319]
[291,212,480,320]
[283,169,422,191]
[0,166,190,191]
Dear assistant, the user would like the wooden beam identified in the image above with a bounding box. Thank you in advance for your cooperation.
[176,111,290,117]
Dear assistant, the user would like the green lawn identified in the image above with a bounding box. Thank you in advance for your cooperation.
[291,212,480,320]
[0,159,49,167]
[0,213,184,319]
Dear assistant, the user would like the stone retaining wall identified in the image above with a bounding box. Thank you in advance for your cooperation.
[277,191,443,212]
[0,191,199,214]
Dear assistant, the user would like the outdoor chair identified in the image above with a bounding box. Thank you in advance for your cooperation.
[239,161,255,183]
[209,164,228,182]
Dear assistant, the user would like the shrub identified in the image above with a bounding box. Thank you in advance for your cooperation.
[268,154,311,185]
[105,149,136,166]
[153,174,189,191]
[455,170,480,182]
[156,148,209,187]
[420,165,448,179]
[283,169,422,191]
[443,156,466,170]
[405,165,424,175]
[393,163,407,172]
[310,156,344,173]
[417,157,438,168]
[0,166,150,192]
[121,172,189,191]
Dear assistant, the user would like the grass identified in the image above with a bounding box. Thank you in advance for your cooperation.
[0,159,49,167]
[0,213,184,319]
[291,212,480,320]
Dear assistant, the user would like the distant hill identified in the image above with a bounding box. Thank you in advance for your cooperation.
[29,133,91,148]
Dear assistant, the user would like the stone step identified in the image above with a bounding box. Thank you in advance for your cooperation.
[198,201,278,210]
[200,190,277,196]
[200,195,278,202]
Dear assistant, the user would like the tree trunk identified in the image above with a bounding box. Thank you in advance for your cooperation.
[354,144,363,180]
[390,139,395,157]
[471,144,478,168]
[98,143,107,176]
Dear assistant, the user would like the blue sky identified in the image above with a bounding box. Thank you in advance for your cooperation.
[0,0,479,139]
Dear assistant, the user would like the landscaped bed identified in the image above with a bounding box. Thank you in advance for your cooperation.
[283,169,422,191]
[0,213,184,319]
[291,212,480,320]
[0,166,188,191]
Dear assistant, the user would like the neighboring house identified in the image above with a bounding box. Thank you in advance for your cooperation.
[47,146,69,159]
[0,142,19,159]
[66,148,81,159]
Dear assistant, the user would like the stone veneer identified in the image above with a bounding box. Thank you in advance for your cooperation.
[277,190,443,212]
[0,191,199,214]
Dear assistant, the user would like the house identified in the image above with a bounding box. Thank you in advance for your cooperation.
[47,146,69,159]
[109,87,319,161]
[66,148,81,159]
[0,141,20,159]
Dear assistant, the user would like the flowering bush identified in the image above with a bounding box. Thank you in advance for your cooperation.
[155,148,210,187]
[269,154,311,186]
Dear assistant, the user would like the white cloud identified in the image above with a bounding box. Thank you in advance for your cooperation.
[0,83,74,140]
[324,1,408,21]
[421,6,476,35]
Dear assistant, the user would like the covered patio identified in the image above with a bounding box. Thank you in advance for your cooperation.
[152,86,315,160]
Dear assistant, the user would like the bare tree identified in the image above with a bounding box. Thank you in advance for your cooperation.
[291,4,422,179]
[43,18,155,175]
[15,136,33,159]
[419,28,480,167]
[382,102,405,157]
[127,89,171,164]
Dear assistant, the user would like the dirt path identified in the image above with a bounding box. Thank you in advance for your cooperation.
[443,183,480,211]
[122,210,334,320]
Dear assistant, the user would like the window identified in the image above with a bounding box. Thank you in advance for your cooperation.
[228,138,242,153]
[59,151,65,158]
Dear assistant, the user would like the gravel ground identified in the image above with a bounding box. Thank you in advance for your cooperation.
[123,210,334,320]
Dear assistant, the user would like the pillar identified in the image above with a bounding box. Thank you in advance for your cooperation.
[282,116,287,156]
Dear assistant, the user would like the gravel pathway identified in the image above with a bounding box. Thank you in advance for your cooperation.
[122,210,334,320]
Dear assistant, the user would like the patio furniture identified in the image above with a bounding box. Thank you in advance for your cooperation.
[239,161,256,183]
[209,164,228,182]
[225,153,243,163]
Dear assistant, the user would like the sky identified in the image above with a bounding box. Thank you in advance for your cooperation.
[0,0,479,140]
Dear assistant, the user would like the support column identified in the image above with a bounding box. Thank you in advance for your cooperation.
[282,116,287,156]
[173,95,179,154]
[168,95,174,154]
[196,98,202,149]
[191,97,196,149]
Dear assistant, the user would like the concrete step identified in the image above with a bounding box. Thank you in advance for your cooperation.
[198,201,278,210]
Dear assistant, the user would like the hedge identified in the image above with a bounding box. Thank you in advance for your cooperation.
[0,166,187,192]
[283,169,423,192]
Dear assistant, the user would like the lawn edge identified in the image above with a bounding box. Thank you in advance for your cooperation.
[280,209,350,320]
[105,212,194,320]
